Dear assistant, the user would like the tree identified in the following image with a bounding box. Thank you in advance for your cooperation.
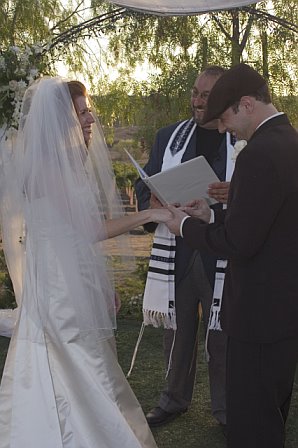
[0,0,76,47]
[0,0,125,81]
[1,1,296,132]
[209,8,255,65]
[91,0,297,129]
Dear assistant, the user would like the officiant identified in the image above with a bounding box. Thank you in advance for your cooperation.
[135,66,235,430]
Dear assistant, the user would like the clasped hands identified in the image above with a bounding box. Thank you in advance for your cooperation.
[151,198,210,236]
[150,181,230,236]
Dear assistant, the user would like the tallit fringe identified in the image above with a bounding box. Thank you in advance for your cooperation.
[143,309,177,330]
[208,308,222,331]
[127,318,177,379]
[127,322,145,378]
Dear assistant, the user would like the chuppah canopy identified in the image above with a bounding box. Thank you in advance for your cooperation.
[110,0,261,15]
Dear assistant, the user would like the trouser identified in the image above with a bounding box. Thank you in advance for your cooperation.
[226,335,298,448]
[158,252,227,424]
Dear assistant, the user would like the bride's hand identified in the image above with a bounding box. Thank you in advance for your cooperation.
[149,207,173,223]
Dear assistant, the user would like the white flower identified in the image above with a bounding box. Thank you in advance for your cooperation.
[25,46,33,56]
[29,68,39,78]
[32,43,43,54]
[26,69,39,85]
[9,80,18,91]
[232,140,247,160]
[0,43,48,130]
[10,46,20,54]
[17,80,27,90]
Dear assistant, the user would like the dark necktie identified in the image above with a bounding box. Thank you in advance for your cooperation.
[230,134,237,146]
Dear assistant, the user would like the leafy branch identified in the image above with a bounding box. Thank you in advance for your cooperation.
[45,7,127,53]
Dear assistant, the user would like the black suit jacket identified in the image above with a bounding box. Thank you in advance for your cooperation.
[183,114,298,343]
[135,120,227,286]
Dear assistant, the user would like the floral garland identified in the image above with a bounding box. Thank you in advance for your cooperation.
[0,44,50,137]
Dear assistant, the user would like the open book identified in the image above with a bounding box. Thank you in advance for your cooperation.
[125,149,219,206]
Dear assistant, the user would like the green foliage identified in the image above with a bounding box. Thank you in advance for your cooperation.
[95,60,198,149]
[2,1,296,139]
[96,1,297,103]
[94,74,145,127]
[134,257,149,284]
[91,1,297,148]
[0,0,72,47]
[112,139,139,154]
[112,160,139,190]
[0,1,98,83]
[273,95,298,128]
[115,257,149,319]
[116,278,143,319]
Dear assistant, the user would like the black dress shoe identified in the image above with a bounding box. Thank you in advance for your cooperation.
[146,406,187,427]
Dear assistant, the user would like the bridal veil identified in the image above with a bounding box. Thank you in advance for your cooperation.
[0,76,129,340]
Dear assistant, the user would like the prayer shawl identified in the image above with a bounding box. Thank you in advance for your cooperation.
[127,119,196,376]
[127,125,235,376]
[143,118,196,330]
[143,128,235,332]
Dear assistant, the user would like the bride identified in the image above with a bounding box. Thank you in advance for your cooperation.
[0,77,170,448]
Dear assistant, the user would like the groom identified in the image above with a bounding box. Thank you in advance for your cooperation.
[163,63,298,448]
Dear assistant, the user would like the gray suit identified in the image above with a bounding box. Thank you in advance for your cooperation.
[135,120,227,424]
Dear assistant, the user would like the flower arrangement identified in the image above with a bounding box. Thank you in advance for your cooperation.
[0,44,48,133]
[232,139,247,160]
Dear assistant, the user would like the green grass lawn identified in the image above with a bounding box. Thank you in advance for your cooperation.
[116,319,298,448]
[0,319,297,447]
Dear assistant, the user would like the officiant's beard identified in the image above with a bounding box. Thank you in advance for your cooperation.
[193,106,218,130]
[192,105,205,125]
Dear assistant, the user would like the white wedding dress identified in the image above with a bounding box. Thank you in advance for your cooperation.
[0,198,157,448]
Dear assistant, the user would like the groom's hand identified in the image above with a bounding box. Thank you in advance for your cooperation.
[164,205,188,236]
[182,199,211,223]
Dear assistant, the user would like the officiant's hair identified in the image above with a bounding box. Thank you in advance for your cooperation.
[202,66,226,78]
[67,80,87,101]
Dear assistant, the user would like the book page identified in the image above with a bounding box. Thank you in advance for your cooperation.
[124,149,147,179]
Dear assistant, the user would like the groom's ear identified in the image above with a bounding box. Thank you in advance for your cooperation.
[239,96,255,114]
